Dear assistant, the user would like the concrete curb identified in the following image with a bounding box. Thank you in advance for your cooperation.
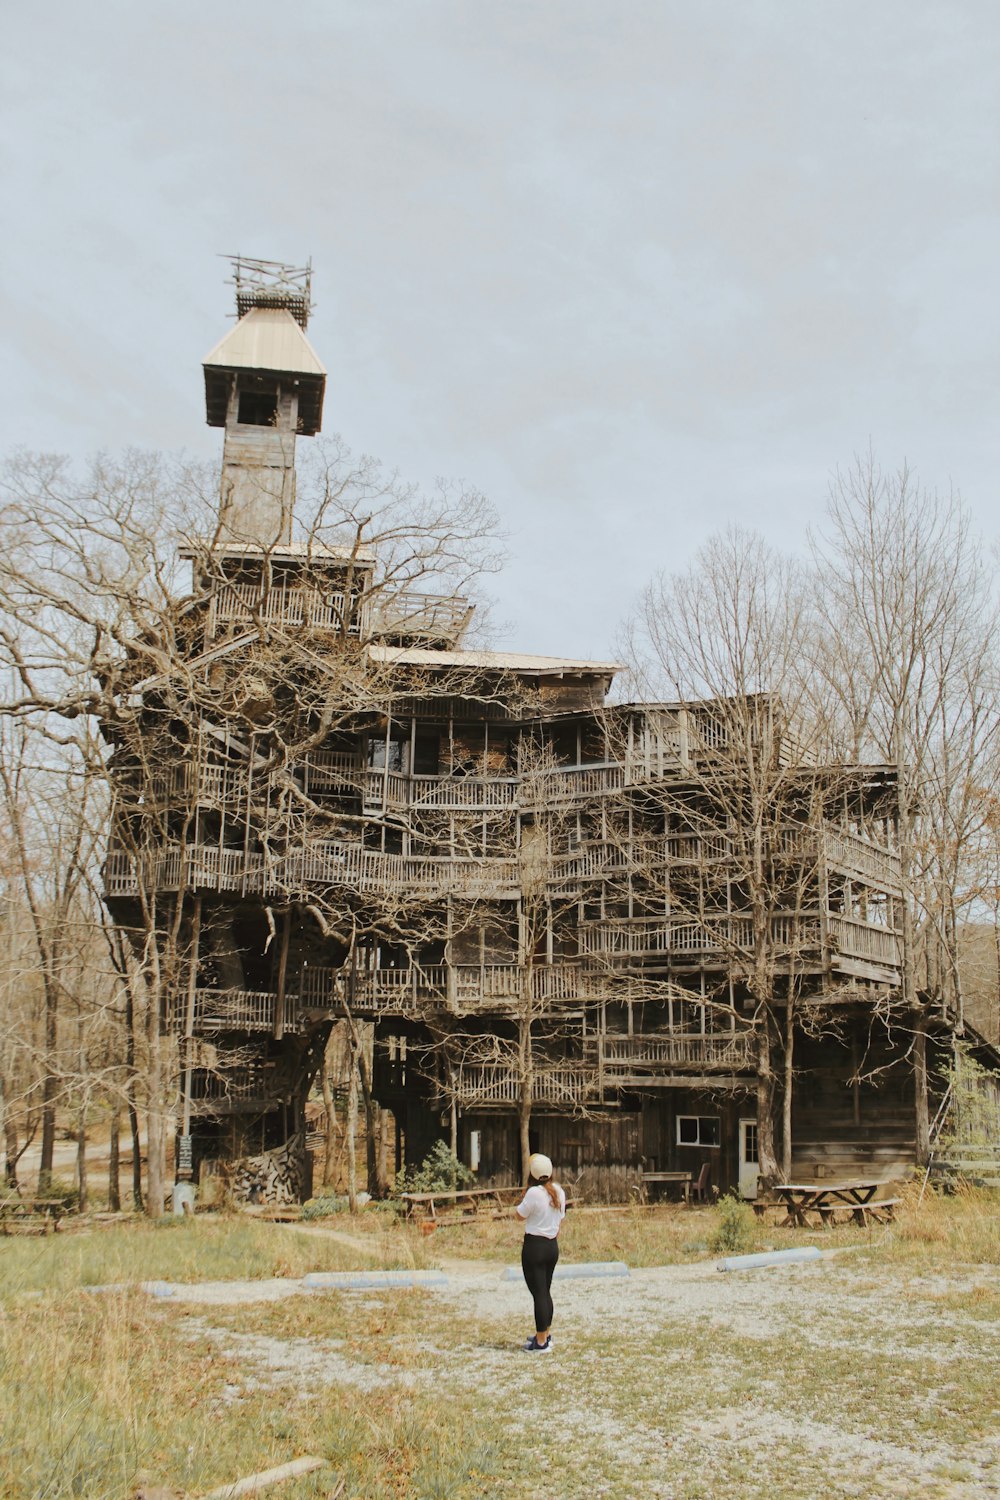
[81,1280,176,1297]
[503,1261,629,1282]
[302,1270,449,1291]
[717,1246,823,1272]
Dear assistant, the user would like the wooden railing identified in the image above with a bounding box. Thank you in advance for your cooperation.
[164,988,300,1034]
[207,579,471,646]
[140,751,364,813]
[209,582,365,636]
[410,773,518,810]
[189,1064,278,1107]
[663,832,732,863]
[599,1031,755,1073]
[827,916,901,968]
[104,845,252,897]
[452,1063,590,1107]
[105,840,521,900]
[579,914,824,958]
[822,830,901,891]
[372,591,471,645]
[302,750,363,792]
[300,965,437,1015]
[579,911,901,972]
[281,844,522,898]
[522,763,626,803]
[300,962,604,1013]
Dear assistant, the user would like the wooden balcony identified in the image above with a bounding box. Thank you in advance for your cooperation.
[450,1062,592,1109]
[579,909,902,982]
[104,840,521,901]
[371,590,472,646]
[579,913,822,960]
[164,987,301,1034]
[207,582,364,637]
[301,749,363,793]
[821,830,901,893]
[148,761,251,811]
[300,961,605,1016]
[104,845,253,898]
[827,915,901,972]
[131,748,365,817]
[363,768,517,812]
[278,845,523,899]
[522,763,627,804]
[189,1064,283,1115]
[598,1030,755,1076]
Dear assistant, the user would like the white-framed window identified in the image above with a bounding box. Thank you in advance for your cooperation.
[676,1115,720,1148]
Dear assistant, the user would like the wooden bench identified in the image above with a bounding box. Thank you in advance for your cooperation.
[401,1185,522,1222]
[0,1197,66,1235]
[847,1197,900,1227]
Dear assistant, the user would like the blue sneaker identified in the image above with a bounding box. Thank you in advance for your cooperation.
[523,1336,553,1353]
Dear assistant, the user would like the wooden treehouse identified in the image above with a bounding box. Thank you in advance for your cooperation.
[102,261,992,1205]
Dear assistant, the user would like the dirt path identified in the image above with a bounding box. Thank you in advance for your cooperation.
[283,1224,387,1258]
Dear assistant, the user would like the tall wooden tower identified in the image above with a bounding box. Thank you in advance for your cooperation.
[202,257,325,546]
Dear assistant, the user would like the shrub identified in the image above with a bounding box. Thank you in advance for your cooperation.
[301,1193,348,1219]
[707,1193,757,1255]
[39,1177,79,1211]
[392,1141,474,1197]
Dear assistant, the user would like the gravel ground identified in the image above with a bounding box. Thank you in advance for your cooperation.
[164,1251,1000,1498]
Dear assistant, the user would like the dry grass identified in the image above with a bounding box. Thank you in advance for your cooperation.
[0,1289,504,1498]
[430,1200,716,1265]
[3,1191,998,1497]
[0,1214,433,1297]
[884,1181,1000,1264]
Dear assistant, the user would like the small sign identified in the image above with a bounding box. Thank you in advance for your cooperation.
[177,1134,193,1171]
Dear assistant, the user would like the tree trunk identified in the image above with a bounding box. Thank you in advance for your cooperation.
[781,991,795,1182]
[319,1048,337,1187]
[355,1035,380,1198]
[346,1051,358,1213]
[3,1122,17,1190]
[913,1013,931,1165]
[449,1071,458,1159]
[0,1073,18,1192]
[124,975,143,1212]
[144,981,166,1219]
[38,980,58,1192]
[76,1101,88,1214]
[518,1014,533,1182]
[108,1104,121,1213]
[378,1108,390,1192]
[755,1020,780,1188]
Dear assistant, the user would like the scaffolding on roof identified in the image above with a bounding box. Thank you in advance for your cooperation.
[224,254,313,328]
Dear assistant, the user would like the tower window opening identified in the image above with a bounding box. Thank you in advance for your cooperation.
[237,388,279,427]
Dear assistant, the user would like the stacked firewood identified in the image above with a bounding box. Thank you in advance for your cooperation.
[228,1132,306,1205]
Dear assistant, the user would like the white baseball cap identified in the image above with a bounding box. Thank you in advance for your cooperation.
[528,1153,553,1179]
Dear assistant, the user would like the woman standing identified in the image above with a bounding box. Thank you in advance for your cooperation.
[516,1152,566,1353]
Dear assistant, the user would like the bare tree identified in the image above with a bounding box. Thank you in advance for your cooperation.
[0,442,505,1212]
[811,454,1000,1160]
[620,529,860,1185]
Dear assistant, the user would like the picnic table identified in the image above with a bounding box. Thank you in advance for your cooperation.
[769,1181,900,1229]
[639,1170,693,1204]
[400,1185,522,1222]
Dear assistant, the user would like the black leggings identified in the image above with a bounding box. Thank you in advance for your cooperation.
[521,1233,559,1333]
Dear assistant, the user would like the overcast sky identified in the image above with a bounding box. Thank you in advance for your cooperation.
[2,2,997,660]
